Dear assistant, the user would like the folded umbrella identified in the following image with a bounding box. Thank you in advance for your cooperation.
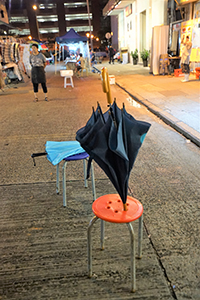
[76,101,151,210]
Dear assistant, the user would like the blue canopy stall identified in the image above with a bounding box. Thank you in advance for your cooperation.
[55,28,90,72]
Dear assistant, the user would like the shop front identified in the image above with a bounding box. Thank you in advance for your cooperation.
[181,1,200,69]
[169,0,200,74]
[103,0,168,67]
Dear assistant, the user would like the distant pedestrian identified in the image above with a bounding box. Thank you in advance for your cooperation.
[181,35,192,82]
[91,51,95,66]
[29,44,48,102]
[75,53,85,76]
[109,46,115,64]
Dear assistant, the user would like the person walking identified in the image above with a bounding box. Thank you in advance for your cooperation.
[29,44,48,102]
[109,46,115,64]
[181,35,192,83]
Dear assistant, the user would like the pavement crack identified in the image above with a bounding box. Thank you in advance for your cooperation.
[143,221,178,300]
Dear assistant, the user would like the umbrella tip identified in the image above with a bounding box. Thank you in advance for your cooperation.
[123,203,128,211]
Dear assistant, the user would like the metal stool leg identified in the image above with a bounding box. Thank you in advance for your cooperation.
[83,159,88,188]
[138,214,143,258]
[87,216,99,277]
[127,223,136,293]
[90,161,96,201]
[56,163,60,194]
[62,161,67,207]
[100,220,105,250]
[64,77,66,88]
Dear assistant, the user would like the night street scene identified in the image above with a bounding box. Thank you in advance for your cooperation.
[0,0,199,299]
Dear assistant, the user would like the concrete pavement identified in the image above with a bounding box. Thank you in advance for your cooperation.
[0,64,199,300]
[94,62,200,147]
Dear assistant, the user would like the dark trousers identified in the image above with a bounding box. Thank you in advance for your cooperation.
[109,55,114,64]
[33,82,47,93]
[181,63,190,74]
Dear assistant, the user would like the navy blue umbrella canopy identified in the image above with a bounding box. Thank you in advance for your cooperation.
[76,101,151,210]
[55,28,88,43]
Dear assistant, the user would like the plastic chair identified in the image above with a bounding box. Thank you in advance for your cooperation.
[56,152,96,207]
[60,70,74,88]
[79,58,89,77]
[159,54,169,75]
[87,194,143,292]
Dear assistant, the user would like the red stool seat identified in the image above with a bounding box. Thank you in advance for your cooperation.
[92,194,143,223]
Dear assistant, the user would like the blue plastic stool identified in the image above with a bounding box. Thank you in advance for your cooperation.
[56,152,96,207]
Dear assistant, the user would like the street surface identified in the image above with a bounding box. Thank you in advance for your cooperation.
[0,65,199,299]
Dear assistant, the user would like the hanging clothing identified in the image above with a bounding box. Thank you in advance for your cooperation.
[0,55,5,89]
[170,31,178,53]
[3,43,11,64]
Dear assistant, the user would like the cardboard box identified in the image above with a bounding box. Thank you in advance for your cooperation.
[109,75,115,84]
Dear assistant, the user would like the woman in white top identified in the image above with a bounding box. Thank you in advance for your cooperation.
[181,35,192,82]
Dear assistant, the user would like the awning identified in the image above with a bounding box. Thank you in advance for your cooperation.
[103,0,133,17]
[0,20,22,31]
[178,0,198,6]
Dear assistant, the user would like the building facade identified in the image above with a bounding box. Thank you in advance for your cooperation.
[103,0,168,62]
[6,0,109,43]
[103,0,200,64]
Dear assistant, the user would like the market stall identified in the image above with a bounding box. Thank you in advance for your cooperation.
[55,28,90,73]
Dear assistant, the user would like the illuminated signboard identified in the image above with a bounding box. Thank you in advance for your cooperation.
[125,4,132,17]
[180,0,198,4]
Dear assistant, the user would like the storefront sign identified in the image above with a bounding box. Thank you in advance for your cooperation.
[180,0,198,5]
[105,32,111,39]
[125,4,132,17]
[180,19,200,62]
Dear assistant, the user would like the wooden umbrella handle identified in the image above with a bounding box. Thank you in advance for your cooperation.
[123,203,128,211]
[101,67,112,105]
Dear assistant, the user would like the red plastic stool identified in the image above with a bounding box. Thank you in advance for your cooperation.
[174,68,183,77]
[87,194,143,292]
[195,67,200,79]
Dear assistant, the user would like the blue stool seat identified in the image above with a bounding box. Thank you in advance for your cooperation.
[56,152,96,207]
[63,152,89,161]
